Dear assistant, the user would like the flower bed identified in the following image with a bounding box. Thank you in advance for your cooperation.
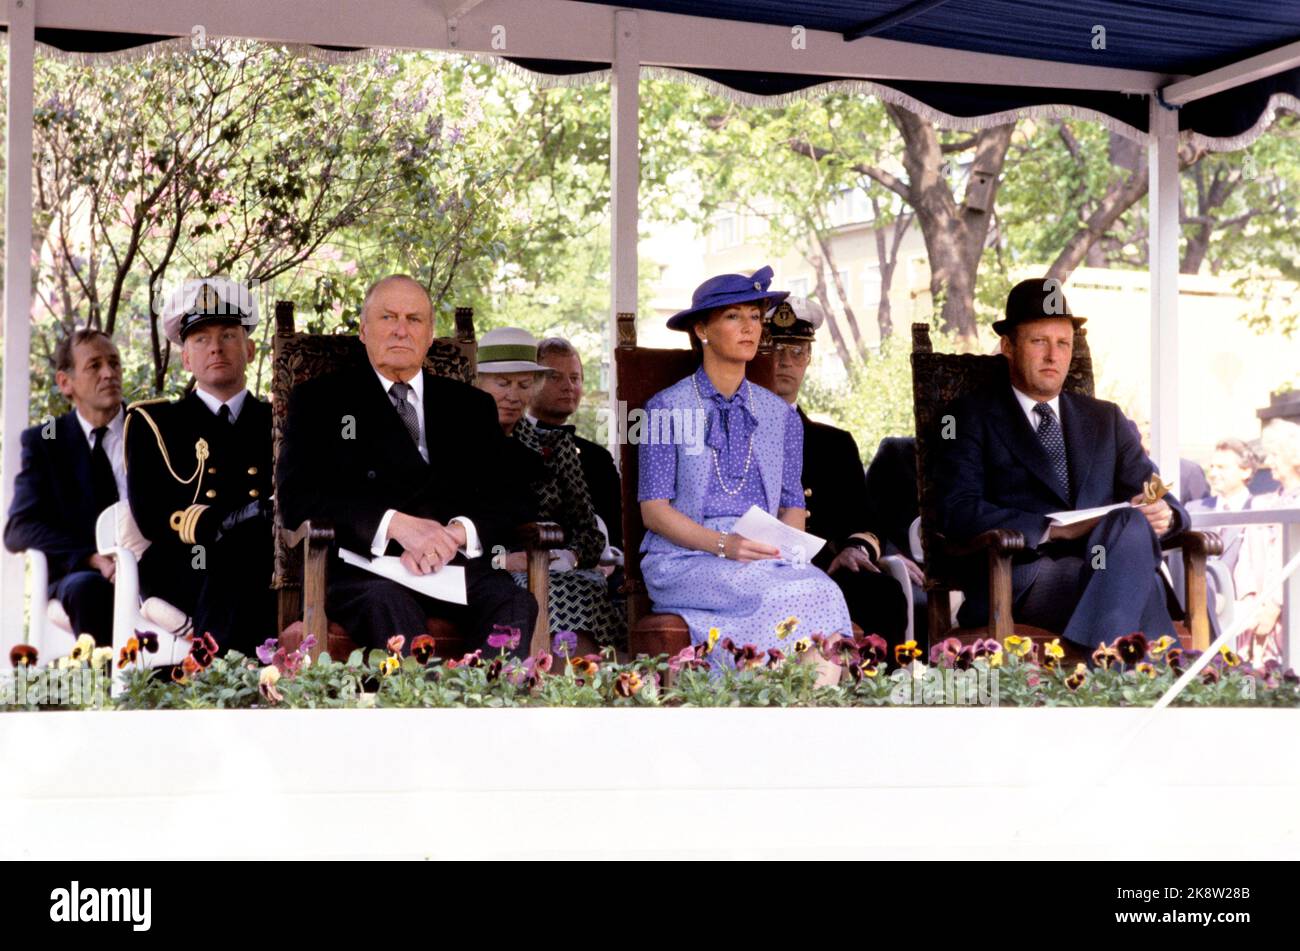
[6,628,1298,711]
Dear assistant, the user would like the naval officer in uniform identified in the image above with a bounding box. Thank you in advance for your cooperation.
[124,278,276,652]
[765,296,910,648]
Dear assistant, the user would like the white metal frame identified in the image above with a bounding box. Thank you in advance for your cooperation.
[2,0,1297,647]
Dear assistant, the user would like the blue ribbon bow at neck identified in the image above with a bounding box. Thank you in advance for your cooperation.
[704,390,759,454]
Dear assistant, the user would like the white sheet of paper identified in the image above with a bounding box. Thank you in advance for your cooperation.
[1046,501,1131,527]
[338,548,468,605]
[730,505,827,563]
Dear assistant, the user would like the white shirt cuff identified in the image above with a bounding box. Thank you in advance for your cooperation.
[1038,524,1053,547]
[372,509,398,556]
[450,516,482,558]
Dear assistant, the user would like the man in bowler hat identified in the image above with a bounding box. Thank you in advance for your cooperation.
[937,278,1189,652]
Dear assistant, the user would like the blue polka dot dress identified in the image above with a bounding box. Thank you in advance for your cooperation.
[638,368,852,665]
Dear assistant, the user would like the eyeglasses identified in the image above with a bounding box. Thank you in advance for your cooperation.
[773,342,811,362]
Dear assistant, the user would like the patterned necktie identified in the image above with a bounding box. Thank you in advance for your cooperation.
[1034,402,1071,499]
[389,381,422,450]
[89,426,119,513]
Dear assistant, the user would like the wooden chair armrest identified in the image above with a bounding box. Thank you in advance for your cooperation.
[281,518,336,550]
[933,529,1024,642]
[518,520,565,550]
[943,528,1026,559]
[517,521,562,658]
[279,519,334,659]
[1163,528,1223,557]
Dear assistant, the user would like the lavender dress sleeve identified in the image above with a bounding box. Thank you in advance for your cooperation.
[779,406,805,510]
[638,394,677,502]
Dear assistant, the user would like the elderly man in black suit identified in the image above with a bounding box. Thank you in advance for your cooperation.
[4,329,126,644]
[765,297,910,647]
[277,274,537,649]
[937,278,1189,652]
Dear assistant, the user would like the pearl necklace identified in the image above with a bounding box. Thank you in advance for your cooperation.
[694,373,755,496]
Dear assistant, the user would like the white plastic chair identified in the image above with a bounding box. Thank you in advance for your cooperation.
[95,502,194,692]
[878,554,915,644]
[23,549,78,661]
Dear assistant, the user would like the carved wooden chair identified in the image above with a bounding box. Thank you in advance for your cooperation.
[910,322,1221,657]
[616,312,782,657]
[271,300,560,660]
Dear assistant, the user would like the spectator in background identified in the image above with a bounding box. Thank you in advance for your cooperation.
[479,328,625,650]
[527,336,623,553]
[1190,438,1259,573]
[4,329,126,645]
[1233,419,1300,666]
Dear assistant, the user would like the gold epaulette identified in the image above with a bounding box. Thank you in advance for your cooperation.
[169,504,210,545]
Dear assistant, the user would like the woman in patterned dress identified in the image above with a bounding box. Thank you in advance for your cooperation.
[638,267,852,665]
[1234,419,1300,666]
[475,328,625,648]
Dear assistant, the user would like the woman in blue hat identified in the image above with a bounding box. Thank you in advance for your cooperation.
[638,267,852,664]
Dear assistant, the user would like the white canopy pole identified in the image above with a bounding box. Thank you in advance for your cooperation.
[1,0,36,660]
[1147,97,1180,486]
[607,8,639,463]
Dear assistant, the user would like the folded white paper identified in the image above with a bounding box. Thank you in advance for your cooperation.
[730,505,827,564]
[338,548,468,605]
[1046,502,1131,527]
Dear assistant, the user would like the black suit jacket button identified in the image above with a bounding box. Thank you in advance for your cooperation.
[367,470,376,479]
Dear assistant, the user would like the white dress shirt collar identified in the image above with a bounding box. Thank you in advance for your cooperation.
[75,404,125,443]
[1011,385,1061,432]
[373,367,424,402]
[194,386,249,421]
[1222,486,1252,512]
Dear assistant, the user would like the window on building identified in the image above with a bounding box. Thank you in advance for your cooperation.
[862,264,882,308]
[710,215,740,251]
[787,277,810,298]
[826,187,874,228]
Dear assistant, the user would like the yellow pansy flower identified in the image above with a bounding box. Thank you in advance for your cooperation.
[1149,635,1176,657]
[70,634,96,663]
[1004,635,1032,658]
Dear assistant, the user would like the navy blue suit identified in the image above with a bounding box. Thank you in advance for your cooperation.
[937,381,1188,648]
[3,411,117,642]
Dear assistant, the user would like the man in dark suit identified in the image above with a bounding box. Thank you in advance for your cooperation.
[765,297,909,646]
[277,274,537,649]
[4,329,126,643]
[527,336,622,551]
[125,278,275,652]
[938,278,1188,651]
